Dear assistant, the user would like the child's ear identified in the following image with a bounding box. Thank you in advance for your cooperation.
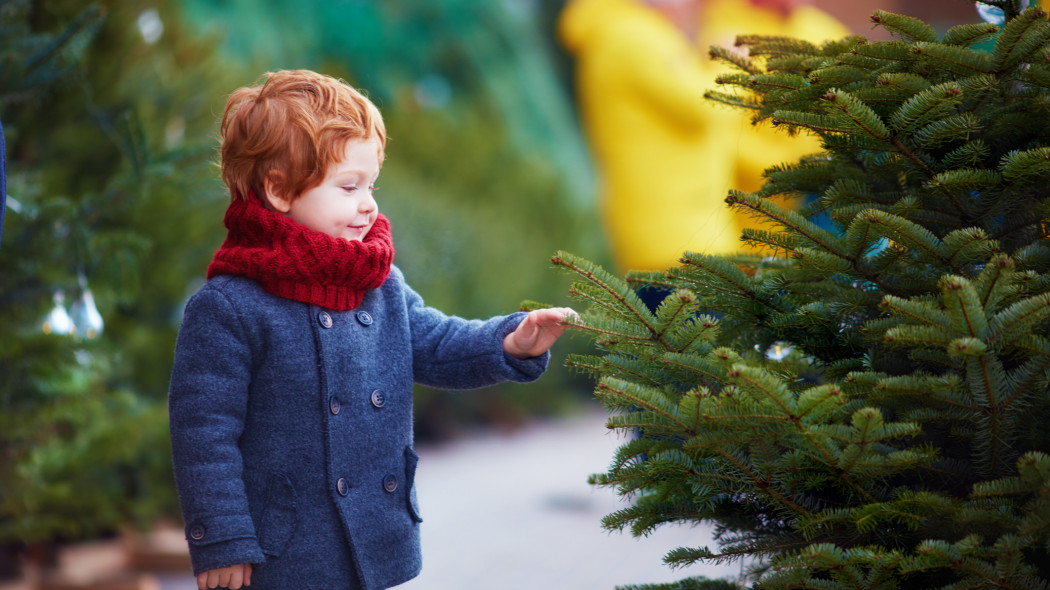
[263,171,293,213]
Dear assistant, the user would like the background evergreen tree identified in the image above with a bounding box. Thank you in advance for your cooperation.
[0,0,242,565]
[549,1,1050,588]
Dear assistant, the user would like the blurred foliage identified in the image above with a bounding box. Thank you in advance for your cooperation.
[1,0,237,545]
[180,0,596,205]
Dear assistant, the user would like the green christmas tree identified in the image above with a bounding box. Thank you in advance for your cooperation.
[549,1,1050,588]
[1,0,243,565]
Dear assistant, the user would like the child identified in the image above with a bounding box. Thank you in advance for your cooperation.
[168,69,575,590]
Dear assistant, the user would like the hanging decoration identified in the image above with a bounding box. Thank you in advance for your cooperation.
[69,273,104,340]
[41,290,75,335]
[975,0,1030,24]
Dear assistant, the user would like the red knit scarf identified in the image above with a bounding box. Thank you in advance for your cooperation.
[207,195,395,310]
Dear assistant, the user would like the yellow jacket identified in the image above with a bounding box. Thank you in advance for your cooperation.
[559,0,741,272]
[558,0,849,271]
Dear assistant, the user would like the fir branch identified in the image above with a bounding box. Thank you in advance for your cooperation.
[991,6,1050,73]
[942,22,1002,47]
[601,354,671,387]
[676,251,791,315]
[807,65,869,87]
[595,378,689,430]
[940,275,990,338]
[823,89,938,179]
[727,191,848,260]
[553,251,663,338]
[712,445,816,519]
[941,227,997,269]
[771,109,861,136]
[660,352,732,388]
[1000,354,1050,414]
[822,88,891,140]
[1011,334,1050,360]
[879,295,952,327]
[884,324,956,349]
[926,167,1003,193]
[857,209,951,268]
[984,292,1050,350]
[607,413,689,436]
[739,228,803,255]
[626,270,681,294]
[870,10,938,43]
[965,354,1008,475]
[652,289,700,343]
[998,146,1050,180]
[737,35,819,58]
[890,82,966,135]
[703,89,762,112]
[664,315,720,355]
[708,44,762,75]
[910,42,994,76]
[974,255,1017,311]
[942,139,992,169]
[910,113,980,147]
[768,54,830,77]
[844,40,918,66]
[570,312,655,344]
[748,73,812,93]
[788,247,853,274]
[728,368,880,505]
[875,72,932,94]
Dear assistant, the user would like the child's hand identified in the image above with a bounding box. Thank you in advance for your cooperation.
[197,563,252,589]
[503,307,577,360]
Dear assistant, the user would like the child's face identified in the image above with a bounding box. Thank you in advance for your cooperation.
[277,139,381,242]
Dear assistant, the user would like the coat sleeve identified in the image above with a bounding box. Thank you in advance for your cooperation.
[168,286,266,575]
[402,280,549,389]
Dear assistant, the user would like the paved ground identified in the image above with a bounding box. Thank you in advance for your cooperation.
[15,408,741,590]
[403,408,741,589]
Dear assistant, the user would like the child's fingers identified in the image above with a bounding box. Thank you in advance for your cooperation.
[227,566,245,589]
[533,307,577,326]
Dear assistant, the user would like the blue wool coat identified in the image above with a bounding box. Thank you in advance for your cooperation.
[168,266,548,590]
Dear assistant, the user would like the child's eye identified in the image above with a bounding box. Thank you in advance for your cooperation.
[369,185,379,193]
[342,185,358,193]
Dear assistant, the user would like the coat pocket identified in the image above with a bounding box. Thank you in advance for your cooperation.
[404,447,423,523]
[256,473,299,557]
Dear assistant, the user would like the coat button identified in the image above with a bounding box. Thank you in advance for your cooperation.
[370,389,385,408]
[383,474,398,493]
[329,397,341,415]
[337,477,350,496]
[189,525,206,541]
[318,311,333,329]
[356,311,373,326]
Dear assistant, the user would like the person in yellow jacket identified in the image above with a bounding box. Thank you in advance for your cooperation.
[557,0,849,273]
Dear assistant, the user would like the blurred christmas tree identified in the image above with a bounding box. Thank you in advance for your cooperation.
[0,0,242,570]
[552,0,1050,588]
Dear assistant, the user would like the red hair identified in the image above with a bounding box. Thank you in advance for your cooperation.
[220,70,387,203]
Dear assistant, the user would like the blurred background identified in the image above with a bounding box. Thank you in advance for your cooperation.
[0,0,1008,587]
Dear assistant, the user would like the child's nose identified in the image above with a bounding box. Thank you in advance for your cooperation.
[360,195,377,213]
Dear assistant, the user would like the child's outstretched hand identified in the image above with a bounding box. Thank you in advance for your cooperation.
[503,307,577,360]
